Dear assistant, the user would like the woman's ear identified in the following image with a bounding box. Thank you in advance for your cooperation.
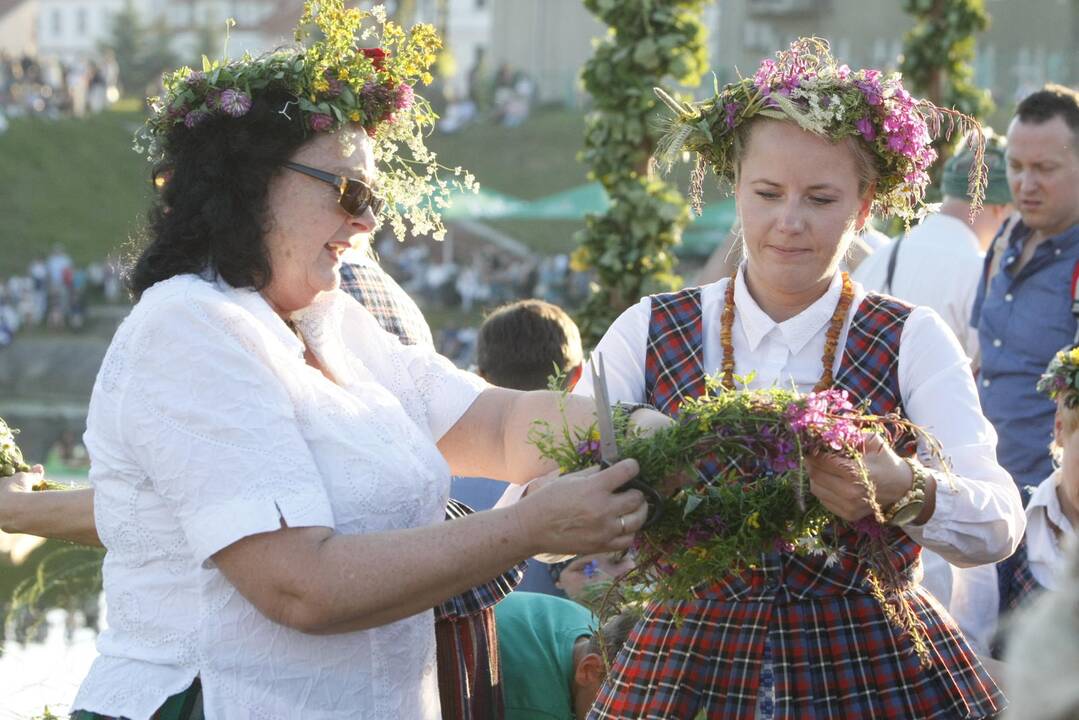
[854,184,876,233]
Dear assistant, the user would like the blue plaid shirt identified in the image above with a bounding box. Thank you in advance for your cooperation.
[972,219,1079,495]
[339,255,433,347]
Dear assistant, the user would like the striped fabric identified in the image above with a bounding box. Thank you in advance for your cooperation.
[589,289,1005,720]
[435,605,505,720]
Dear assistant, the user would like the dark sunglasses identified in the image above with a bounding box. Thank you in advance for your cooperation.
[283,161,383,218]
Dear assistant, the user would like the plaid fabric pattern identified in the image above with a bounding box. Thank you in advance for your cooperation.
[990,538,1044,660]
[436,499,527,621]
[644,287,707,416]
[997,538,1043,613]
[339,258,434,347]
[589,291,1004,719]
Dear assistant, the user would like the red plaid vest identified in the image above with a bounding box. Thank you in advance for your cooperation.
[643,284,919,591]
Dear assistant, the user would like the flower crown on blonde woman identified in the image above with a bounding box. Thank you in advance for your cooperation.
[654,38,987,223]
[135,0,477,241]
[1038,345,1079,409]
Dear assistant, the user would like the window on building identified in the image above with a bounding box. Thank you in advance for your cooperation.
[77,7,88,34]
[52,8,62,35]
[475,0,486,7]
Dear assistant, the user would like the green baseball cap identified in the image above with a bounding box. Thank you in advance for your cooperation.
[942,133,1011,206]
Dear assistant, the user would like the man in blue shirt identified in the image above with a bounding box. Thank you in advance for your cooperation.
[973,84,1079,496]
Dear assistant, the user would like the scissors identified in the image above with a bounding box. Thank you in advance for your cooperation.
[590,352,664,530]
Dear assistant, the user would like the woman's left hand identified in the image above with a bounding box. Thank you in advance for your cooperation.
[806,434,913,522]
[627,408,674,438]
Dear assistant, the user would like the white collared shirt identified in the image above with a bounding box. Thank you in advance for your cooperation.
[75,274,486,719]
[574,269,1025,567]
[853,212,984,363]
[1024,469,1076,590]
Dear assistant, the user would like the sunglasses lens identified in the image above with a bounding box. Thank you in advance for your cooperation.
[340,180,378,217]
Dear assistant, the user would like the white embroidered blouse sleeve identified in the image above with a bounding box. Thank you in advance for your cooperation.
[897,306,1025,566]
[334,293,488,442]
[573,296,652,404]
[120,287,334,565]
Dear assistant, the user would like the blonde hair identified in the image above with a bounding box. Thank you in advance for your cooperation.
[1052,395,1079,464]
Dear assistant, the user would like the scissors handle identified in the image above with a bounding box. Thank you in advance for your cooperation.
[600,460,664,529]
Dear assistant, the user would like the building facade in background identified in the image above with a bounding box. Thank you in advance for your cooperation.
[3,0,1077,122]
[491,0,1079,124]
[0,0,38,56]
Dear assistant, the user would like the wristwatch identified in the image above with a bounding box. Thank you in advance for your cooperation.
[884,456,930,526]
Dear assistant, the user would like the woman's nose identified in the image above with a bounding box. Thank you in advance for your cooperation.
[776,201,806,234]
[347,205,378,234]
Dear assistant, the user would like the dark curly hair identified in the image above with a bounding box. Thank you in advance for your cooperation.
[129,86,311,299]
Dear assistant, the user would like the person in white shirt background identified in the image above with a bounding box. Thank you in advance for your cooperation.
[853,132,1014,365]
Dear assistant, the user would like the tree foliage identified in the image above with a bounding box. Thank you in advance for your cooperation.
[900,0,993,122]
[574,0,708,345]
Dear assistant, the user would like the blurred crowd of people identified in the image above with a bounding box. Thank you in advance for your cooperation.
[0,51,119,126]
[0,245,124,347]
[439,55,536,134]
[374,235,591,366]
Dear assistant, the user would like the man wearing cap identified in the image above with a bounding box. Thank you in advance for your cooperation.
[854,133,1013,364]
[972,84,1079,497]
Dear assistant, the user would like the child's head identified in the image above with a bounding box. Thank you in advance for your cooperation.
[548,551,636,606]
[571,611,639,718]
[476,299,583,391]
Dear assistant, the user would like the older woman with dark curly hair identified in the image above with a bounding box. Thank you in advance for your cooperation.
[1,5,660,719]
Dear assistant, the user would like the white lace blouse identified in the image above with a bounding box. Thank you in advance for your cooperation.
[73,274,487,719]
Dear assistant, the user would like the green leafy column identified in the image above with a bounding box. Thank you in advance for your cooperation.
[573,0,708,345]
[900,0,993,123]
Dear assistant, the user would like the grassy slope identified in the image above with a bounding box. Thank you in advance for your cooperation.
[0,106,593,275]
[0,102,154,277]
[0,104,722,275]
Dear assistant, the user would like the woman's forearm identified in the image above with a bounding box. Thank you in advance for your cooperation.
[307,506,533,633]
[0,485,102,547]
[216,504,536,634]
[213,460,645,635]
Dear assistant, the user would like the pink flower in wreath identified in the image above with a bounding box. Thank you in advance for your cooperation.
[308,113,334,132]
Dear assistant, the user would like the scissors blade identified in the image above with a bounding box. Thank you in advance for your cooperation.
[590,352,620,465]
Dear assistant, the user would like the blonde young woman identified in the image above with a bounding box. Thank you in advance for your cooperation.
[574,41,1025,719]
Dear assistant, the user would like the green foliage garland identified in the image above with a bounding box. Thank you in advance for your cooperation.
[573,0,709,345]
[900,0,993,123]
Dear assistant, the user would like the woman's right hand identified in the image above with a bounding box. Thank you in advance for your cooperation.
[514,458,648,557]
